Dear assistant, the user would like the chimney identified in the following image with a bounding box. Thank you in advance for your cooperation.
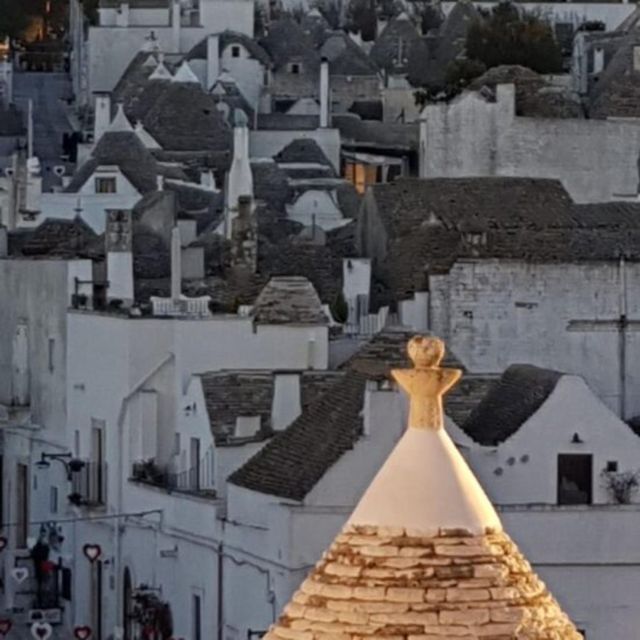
[93,92,111,143]
[105,210,134,306]
[200,169,217,190]
[171,0,181,54]
[231,195,257,272]
[206,34,220,91]
[225,109,253,239]
[319,57,330,128]
[0,226,7,257]
[171,225,182,300]
[271,374,301,431]
[117,1,130,27]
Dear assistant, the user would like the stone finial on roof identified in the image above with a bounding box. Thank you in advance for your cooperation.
[392,336,461,431]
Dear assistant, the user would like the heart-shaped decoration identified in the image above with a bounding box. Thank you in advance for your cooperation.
[11,567,28,584]
[74,626,92,640]
[0,619,13,636]
[83,544,102,563]
[30,622,52,640]
[0,536,7,552]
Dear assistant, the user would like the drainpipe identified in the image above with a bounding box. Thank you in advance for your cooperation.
[217,541,224,640]
[619,255,628,419]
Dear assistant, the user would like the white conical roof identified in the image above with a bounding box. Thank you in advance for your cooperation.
[172,60,200,84]
[348,426,501,534]
[108,104,134,132]
[134,121,161,149]
[149,61,172,81]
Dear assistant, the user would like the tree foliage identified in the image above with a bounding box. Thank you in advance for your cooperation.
[345,0,377,41]
[0,0,34,40]
[465,3,563,74]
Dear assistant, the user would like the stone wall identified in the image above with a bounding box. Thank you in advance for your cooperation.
[429,259,640,418]
[420,85,640,203]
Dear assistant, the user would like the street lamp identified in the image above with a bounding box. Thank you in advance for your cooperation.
[35,452,85,480]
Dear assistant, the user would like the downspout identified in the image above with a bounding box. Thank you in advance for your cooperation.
[217,541,224,640]
[114,352,175,639]
[619,255,628,419]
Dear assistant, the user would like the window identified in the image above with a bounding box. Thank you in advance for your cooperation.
[16,463,29,547]
[190,437,200,491]
[48,337,55,372]
[95,177,116,194]
[231,45,241,58]
[558,454,593,505]
[174,433,181,456]
[91,420,106,505]
[289,62,301,75]
[606,460,618,472]
[50,486,58,513]
[192,594,202,640]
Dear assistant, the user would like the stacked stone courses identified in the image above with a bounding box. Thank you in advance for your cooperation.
[267,525,581,639]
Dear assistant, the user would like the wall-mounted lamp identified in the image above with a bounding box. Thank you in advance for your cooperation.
[36,452,85,481]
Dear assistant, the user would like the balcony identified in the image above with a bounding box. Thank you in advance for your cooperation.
[131,455,216,499]
[69,461,107,507]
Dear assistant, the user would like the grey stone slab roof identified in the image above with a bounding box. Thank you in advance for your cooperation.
[590,30,640,118]
[260,18,320,71]
[274,138,334,169]
[321,32,380,77]
[370,14,425,77]
[252,276,328,325]
[256,113,320,130]
[200,369,343,443]
[186,31,271,67]
[252,159,293,211]
[18,217,98,257]
[365,178,640,304]
[143,83,232,152]
[228,329,469,501]
[461,365,563,445]
[64,131,160,194]
[467,66,583,118]
[301,10,331,48]
[333,113,419,150]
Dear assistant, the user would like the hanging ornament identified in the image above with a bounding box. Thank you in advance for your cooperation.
[0,536,7,552]
[11,567,28,584]
[30,622,52,640]
[0,619,13,637]
[74,626,92,640]
[82,544,102,563]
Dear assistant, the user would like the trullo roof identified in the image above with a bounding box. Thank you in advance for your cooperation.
[263,336,582,639]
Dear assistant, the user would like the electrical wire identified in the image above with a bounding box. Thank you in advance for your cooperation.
[0,508,163,530]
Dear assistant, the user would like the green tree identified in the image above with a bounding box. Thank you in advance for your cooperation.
[466,3,562,74]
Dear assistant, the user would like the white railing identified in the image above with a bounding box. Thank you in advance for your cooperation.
[150,296,211,318]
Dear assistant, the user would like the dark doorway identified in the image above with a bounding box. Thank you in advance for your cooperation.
[557,454,593,505]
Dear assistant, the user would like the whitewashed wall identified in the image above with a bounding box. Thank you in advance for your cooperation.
[420,86,640,203]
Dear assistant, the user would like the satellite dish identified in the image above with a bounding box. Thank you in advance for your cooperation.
[53,165,66,177]
[4,167,14,177]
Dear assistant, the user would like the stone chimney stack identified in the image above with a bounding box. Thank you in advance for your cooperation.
[171,0,181,53]
[319,57,330,128]
[171,225,182,300]
[225,109,253,239]
[105,210,134,306]
[231,194,257,273]
[93,92,111,143]
[206,34,220,91]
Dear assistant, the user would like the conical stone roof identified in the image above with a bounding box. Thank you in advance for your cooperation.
[264,336,582,640]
